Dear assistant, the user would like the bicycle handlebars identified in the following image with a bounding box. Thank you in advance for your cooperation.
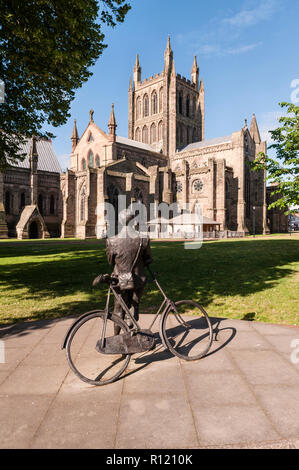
[92,265,156,289]
[92,274,118,287]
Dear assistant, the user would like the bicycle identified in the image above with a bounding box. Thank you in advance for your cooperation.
[62,267,213,386]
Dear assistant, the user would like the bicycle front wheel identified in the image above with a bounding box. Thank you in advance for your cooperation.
[161,300,213,361]
[66,311,131,386]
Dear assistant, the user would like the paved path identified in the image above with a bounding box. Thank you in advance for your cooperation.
[1,315,299,449]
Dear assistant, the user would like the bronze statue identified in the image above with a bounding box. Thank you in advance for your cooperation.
[106,209,152,335]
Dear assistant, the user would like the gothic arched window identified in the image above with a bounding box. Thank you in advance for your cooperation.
[192,128,197,143]
[186,127,190,144]
[107,184,119,207]
[80,186,86,222]
[178,92,183,115]
[186,95,190,117]
[82,159,86,170]
[176,125,180,146]
[193,97,196,118]
[95,155,100,167]
[136,96,141,119]
[142,125,148,144]
[180,124,185,145]
[5,191,10,214]
[225,181,230,198]
[80,198,85,222]
[135,127,141,141]
[143,94,149,117]
[20,192,25,212]
[50,195,55,214]
[150,123,157,143]
[134,187,143,203]
[158,121,163,141]
[151,91,157,114]
[38,194,43,215]
[88,150,94,168]
[107,184,120,233]
[159,87,163,112]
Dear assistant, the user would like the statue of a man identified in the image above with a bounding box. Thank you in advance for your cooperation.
[106,209,152,335]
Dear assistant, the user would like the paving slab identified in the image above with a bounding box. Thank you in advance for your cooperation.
[0,315,299,449]
[115,394,198,449]
[193,404,280,447]
[184,370,257,407]
[253,384,299,439]
[228,349,299,386]
[0,394,54,449]
[0,346,33,371]
[251,322,299,336]
[263,333,299,355]
[0,364,69,395]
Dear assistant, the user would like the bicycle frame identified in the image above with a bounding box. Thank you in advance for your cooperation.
[99,266,189,349]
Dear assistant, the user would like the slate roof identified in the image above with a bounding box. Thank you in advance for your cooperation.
[178,135,232,153]
[116,136,158,153]
[12,138,62,174]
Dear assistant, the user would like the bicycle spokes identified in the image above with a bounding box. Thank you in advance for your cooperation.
[161,300,213,361]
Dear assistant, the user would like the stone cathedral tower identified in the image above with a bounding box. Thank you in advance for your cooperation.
[128,37,204,158]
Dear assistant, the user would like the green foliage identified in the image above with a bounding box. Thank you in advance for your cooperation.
[0,0,131,170]
[251,102,299,213]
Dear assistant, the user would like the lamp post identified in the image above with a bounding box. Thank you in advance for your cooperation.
[253,206,256,237]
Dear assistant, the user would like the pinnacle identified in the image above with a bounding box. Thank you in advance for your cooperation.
[108,103,117,127]
[250,113,261,143]
[30,135,38,158]
[165,36,172,53]
[192,55,198,71]
[134,54,140,69]
[71,119,79,140]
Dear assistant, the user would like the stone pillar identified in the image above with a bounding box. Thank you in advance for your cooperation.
[95,168,107,238]
[232,131,249,234]
[207,158,215,221]
[61,170,76,238]
[162,167,173,204]
[181,160,188,206]
[215,160,227,230]
[128,78,134,140]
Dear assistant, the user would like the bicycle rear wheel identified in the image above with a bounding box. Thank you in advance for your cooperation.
[66,311,131,385]
[161,300,213,361]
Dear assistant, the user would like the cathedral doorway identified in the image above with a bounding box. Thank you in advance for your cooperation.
[29,221,39,239]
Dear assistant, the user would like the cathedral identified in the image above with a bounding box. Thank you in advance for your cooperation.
[61,37,269,238]
[1,38,276,240]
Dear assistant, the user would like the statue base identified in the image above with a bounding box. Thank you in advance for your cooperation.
[96,329,155,355]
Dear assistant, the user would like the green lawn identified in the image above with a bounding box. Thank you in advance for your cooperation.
[0,235,298,326]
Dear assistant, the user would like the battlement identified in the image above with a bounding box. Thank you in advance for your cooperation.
[140,71,164,86]
[176,74,196,88]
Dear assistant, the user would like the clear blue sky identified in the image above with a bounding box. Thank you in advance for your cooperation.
[48,0,299,170]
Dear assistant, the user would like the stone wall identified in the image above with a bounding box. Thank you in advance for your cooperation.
[3,167,61,237]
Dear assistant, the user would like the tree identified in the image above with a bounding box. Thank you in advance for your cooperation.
[251,102,299,214]
[0,0,131,170]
